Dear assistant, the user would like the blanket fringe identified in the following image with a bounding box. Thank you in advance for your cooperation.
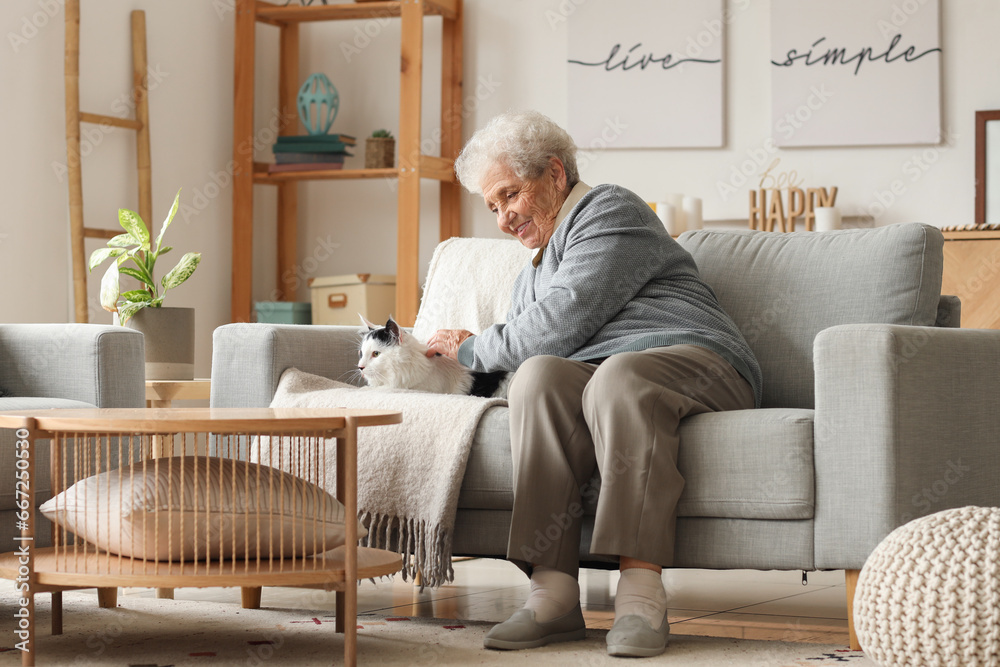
[359,511,455,589]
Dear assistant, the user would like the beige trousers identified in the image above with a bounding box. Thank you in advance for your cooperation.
[506,345,755,577]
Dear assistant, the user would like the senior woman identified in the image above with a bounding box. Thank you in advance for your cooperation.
[426,110,761,658]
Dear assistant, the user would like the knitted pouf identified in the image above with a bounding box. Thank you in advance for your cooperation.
[854,506,1000,667]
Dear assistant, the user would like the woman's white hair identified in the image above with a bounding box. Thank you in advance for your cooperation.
[454,110,579,195]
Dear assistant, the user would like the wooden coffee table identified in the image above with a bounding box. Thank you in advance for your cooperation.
[0,407,402,667]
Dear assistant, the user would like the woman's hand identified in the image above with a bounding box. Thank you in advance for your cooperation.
[425,329,473,359]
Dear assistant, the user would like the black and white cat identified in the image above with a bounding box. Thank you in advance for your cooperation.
[357,316,507,398]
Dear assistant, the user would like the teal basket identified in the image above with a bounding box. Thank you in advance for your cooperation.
[255,302,312,325]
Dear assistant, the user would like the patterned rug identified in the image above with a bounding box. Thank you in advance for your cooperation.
[0,590,878,666]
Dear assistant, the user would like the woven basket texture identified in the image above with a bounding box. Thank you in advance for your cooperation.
[854,506,1000,667]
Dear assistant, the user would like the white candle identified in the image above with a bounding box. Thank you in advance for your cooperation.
[814,206,842,232]
[655,202,677,236]
[682,196,703,230]
[667,193,687,233]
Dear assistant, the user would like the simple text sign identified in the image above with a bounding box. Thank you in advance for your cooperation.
[771,0,942,147]
[567,0,725,149]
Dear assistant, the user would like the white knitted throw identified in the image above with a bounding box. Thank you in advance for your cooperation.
[854,506,1000,667]
[411,236,533,342]
[262,368,506,587]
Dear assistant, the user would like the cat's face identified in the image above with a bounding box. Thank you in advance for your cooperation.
[357,316,402,386]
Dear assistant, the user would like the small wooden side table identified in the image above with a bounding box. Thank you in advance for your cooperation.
[145,378,212,408]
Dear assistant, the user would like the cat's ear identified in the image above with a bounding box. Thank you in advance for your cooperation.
[359,314,377,330]
[385,316,401,340]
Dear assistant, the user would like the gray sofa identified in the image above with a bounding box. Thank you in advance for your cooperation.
[211,224,1000,645]
[0,324,145,546]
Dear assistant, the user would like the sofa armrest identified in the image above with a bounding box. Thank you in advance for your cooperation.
[211,324,362,408]
[813,323,1000,569]
[0,324,145,408]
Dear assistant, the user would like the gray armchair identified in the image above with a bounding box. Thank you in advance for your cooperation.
[0,324,145,546]
[211,223,1000,648]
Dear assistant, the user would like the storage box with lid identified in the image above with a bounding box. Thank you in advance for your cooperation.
[308,273,396,326]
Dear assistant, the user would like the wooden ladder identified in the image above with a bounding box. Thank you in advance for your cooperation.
[64,0,152,323]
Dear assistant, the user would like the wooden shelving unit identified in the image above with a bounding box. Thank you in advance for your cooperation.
[232,0,464,325]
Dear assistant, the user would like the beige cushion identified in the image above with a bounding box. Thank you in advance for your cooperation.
[40,456,366,561]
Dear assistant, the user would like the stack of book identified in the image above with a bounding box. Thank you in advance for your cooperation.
[269,134,356,173]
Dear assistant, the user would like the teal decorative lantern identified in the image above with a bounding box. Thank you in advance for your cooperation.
[297,73,340,136]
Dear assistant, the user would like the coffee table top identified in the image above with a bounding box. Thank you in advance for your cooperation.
[0,407,402,434]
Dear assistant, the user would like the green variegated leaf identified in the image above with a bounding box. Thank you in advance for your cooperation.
[121,289,153,302]
[154,246,173,259]
[141,250,155,279]
[126,253,155,283]
[88,247,125,272]
[161,252,201,291]
[124,249,151,277]
[119,265,154,289]
[107,233,137,249]
[118,208,150,250]
[99,261,121,312]
[116,299,151,325]
[154,189,181,252]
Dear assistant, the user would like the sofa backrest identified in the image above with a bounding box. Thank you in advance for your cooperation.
[414,224,945,411]
[677,224,945,409]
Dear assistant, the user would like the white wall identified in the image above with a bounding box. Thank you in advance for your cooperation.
[1,0,234,378]
[2,0,999,377]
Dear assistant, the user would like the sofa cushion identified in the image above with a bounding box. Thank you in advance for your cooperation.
[677,224,944,409]
[0,397,96,510]
[459,406,815,521]
[675,408,815,520]
[41,456,361,560]
[458,407,513,510]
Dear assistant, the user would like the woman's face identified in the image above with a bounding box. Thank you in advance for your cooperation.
[480,158,568,250]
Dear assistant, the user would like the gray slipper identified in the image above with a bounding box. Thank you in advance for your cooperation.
[483,605,587,650]
[606,614,670,657]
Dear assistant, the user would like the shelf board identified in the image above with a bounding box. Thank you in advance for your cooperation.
[255,0,458,23]
[0,546,402,589]
[942,229,1000,240]
[253,164,398,183]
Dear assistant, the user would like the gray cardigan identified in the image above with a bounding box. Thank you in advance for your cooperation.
[458,183,763,407]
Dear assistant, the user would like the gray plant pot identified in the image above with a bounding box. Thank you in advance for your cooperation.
[123,306,195,380]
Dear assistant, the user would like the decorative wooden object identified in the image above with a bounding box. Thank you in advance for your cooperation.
[232,0,464,325]
[0,408,403,667]
[975,110,1000,227]
[941,230,1000,330]
[845,568,861,651]
[64,0,152,323]
[144,379,212,408]
[749,187,838,232]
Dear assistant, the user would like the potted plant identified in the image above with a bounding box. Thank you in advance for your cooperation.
[88,189,201,380]
[365,128,395,169]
